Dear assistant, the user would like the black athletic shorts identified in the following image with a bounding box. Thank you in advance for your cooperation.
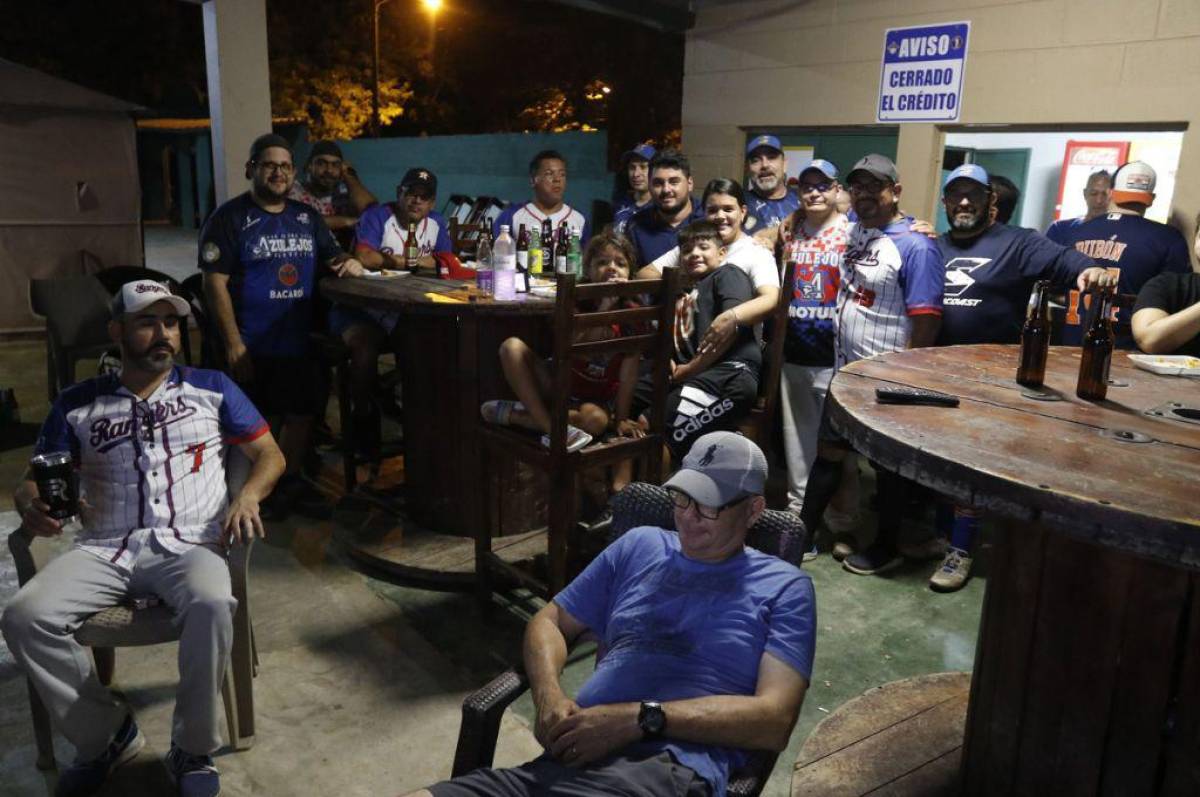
[242,355,324,418]
[632,360,759,458]
[428,752,711,797]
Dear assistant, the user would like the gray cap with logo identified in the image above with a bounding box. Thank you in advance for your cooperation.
[847,153,900,184]
[664,431,767,507]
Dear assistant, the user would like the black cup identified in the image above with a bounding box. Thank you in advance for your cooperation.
[30,451,79,520]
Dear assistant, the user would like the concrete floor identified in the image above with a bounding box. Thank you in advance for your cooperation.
[0,267,988,795]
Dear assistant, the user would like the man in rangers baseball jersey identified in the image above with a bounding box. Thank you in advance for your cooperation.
[741,134,800,235]
[493,149,590,244]
[798,154,945,576]
[2,281,285,797]
[199,133,364,519]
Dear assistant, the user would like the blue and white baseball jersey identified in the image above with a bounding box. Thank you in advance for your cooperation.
[492,202,590,244]
[742,190,801,235]
[354,204,452,259]
[34,367,269,572]
[836,219,945,368]
[1051,212,1191,346]
[198,192,342,358]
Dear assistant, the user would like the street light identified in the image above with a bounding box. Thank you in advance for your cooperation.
[371,0,395,138]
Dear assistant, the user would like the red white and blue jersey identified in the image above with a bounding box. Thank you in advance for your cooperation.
[33,367,269,572]
[198,192,342,358]
[836,219,944,368]
[1050,212,1192,346]
[354,205,452,260]
[784,215,850,367]
[492,202,590,244]
[743,190,801,235]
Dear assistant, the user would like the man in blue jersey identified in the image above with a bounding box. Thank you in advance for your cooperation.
[493,150,590,245]
[403,432,815,797]
[798,154,946,576]
[625,150,705,267]
[742,135,800,235]
[1045,170,1112,244]
[1049,161,1191,347]
[200,133,364,519]
[612,143,656,235]
[929,164,1112,591]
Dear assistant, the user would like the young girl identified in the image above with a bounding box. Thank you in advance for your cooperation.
[480,232,641,454]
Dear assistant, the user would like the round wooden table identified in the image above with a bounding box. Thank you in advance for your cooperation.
[828,344,1200,796]
[321,275,554,579]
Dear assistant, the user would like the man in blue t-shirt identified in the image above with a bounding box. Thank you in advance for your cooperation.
[625,150,705,267]
[200,133,365,518]
[1049,161,1191,347]
[929,164,1112,592]
[742,134,800,235]
[612,143,656,235]
[407,433,815,797]
[1045,169,1112,244]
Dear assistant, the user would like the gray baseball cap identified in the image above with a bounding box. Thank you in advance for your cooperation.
[847,153,899,184]
[664,431,767,507]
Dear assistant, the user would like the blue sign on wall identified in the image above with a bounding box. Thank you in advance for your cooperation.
[877,22,970,123]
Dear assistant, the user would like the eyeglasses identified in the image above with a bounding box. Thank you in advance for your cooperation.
[667,487,749,520]
[798,181,835,195]
[255,161,294,174]
[848,180,889,196]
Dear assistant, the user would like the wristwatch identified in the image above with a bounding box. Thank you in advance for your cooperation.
[638,701,666,739]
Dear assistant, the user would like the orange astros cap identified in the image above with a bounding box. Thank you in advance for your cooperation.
[1111,161,1156,206]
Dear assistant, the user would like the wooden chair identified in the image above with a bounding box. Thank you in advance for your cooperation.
[28,275,116,402]
[8,453,260,769]
[451,482,809,797]
[448,218,490,260]
[476,268,680,598]
[739,278,791,459]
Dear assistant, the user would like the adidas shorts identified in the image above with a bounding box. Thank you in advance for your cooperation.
[633,360,759,458]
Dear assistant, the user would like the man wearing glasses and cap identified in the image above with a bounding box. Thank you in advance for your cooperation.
[3,280,285,797]
[742,135,800,235]
[404,432,815,797]
[612,143,656,235]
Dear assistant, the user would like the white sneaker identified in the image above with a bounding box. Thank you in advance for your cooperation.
[541,425,592,453]
[929,547,973,592]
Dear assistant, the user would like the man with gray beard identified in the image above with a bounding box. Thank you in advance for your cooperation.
[741,135,800,234]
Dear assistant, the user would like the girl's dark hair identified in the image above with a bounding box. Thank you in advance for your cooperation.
[701,178,747,209]
[581,232,635,283]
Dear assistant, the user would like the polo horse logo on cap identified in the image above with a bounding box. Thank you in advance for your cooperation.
[418,170,430,181]
[698,444,720,467]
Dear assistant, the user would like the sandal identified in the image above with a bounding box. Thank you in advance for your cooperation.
[480,400,524,426]
[541,425,593,453]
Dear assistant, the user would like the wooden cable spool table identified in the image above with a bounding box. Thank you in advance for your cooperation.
[321,274,555,584]
[824,344,1200,795]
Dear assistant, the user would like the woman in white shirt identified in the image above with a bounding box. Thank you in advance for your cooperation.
[638,177,781,353]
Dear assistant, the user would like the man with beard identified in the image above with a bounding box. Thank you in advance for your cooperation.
[930,163,1111,591]
[612,143,656,235]
[741,135,800,235]
[493,149,590,244]
[797,154,945,577]
[626,150,705,267]
[288,140,377,250]
[199,133,364,519]
[2,280,285,797]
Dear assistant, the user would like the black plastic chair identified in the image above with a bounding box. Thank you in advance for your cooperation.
[451,482,809,796]
[28,275,115,401]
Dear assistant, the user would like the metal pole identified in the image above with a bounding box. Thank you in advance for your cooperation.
[372,0,381,137]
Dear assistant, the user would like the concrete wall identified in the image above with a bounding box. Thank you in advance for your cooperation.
[296,131,613,219]
[683,0,1200,262]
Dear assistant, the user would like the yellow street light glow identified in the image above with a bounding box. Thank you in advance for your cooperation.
[422,0,443,12]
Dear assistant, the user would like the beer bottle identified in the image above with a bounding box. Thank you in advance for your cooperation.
[515,224,530,293]
[1076,285,1115,401]
[404,221,419,271]
[1016,280,1051,387]
[529,225,543,277]
[554,221,569,274]
[540,218,554,275]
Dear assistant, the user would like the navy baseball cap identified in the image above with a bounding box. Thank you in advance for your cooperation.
[799,159,839,181]
[746,134,783,157]
[664,431,767,507]
[942,163,990,191]
[847,154,899,184]
[623,143,657,163]
[400,167,438,195]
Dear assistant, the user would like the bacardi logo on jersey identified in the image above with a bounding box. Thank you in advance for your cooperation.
[278,263,299,287]
[89,397,198,452]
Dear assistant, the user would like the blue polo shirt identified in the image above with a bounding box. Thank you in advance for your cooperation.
[626,202,705,267]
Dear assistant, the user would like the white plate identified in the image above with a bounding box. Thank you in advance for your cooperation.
[530,286,557,298]
[1127,353,1200,376]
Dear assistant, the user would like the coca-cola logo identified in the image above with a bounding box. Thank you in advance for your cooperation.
[1070,148,1120,167]
[278,263,299,287]
[90,396,198,452]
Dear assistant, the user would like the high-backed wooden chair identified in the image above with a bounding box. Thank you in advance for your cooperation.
[739,278,791,459]
[476,268,680,598]
[448,219,490,260]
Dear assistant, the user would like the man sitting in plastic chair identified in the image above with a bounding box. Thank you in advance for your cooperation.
[1,280,285,797]
[403,431,816,797]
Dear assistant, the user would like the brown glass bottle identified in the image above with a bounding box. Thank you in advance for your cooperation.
[1076,286,1115,401]
[1016,280,1051,387]
[404,221,419,271]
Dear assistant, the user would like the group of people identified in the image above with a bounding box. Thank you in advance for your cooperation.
[5,127,1200,797]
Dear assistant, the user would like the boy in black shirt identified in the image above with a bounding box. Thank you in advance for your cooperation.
[1132,271,1200,356]
[631,220,761,458]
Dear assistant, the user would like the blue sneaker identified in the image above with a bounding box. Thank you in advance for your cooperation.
[166,743,220,797]
[55,714,145,797]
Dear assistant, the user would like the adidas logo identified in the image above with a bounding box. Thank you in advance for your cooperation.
[673,399,736,442]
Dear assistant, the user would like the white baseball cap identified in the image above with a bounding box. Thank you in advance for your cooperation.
[1111,161,1156,206]
[110,280,191,318]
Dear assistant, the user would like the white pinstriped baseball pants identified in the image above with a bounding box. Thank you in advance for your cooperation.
[1,535,234,760]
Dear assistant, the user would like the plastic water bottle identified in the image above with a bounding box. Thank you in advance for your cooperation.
[476,231,494,297]
[566,227,582,278]
[493,225,517,301]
